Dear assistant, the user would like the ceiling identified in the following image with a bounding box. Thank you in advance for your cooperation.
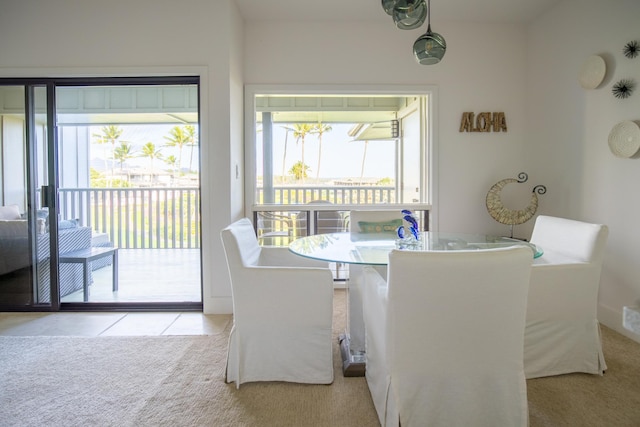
[234,0,562,24]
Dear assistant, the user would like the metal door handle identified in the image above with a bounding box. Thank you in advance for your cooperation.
[41,185,50,207]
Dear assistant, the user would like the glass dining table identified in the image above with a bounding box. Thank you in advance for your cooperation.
[290,231,542,265]
[289,231,542,376]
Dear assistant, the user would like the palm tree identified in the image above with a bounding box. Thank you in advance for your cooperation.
[359,140,369,185]
[289,161,310,181]
[164,155,178,173]
[164,126,190,174]
[184,125,198,173]
[113,142,135,182]
[140,142,163,184]
[89,167,106,188]
[280,126,290,183]
[92,125,124,185]
[286,124,315,183]
[164,155,178,186]
[311,122,332,182]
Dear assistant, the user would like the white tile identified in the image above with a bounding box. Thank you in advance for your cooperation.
[99,312,181,336]
[0,313,49,335]
[162,313,231,336]
[0,312,126,336]
[0,312,225,337]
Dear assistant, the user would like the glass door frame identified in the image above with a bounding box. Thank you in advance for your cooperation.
[0,81,59,311]
[0,76,203,312]
[29,83,62,309]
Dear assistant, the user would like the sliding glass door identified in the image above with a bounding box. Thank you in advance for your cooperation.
[0,84,57,308]
[0,77,202,311]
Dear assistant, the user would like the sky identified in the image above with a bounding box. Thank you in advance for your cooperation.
[256,123,396,181]
[88,123,397,181]
[89,124,199,172]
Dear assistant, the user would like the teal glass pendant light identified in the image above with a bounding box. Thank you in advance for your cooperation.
[381,0,397,15]
[382,0,428,30]
[413,0,446,65]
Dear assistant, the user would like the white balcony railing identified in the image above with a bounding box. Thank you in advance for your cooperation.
[58,187,200,249]
[56,185,429,250]
[253,185,430,247]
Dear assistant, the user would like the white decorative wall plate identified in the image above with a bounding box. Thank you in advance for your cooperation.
[608,120,640,158]
[578,55,606,90]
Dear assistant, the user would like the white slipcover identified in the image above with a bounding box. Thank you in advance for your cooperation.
[525,215,609,379]
[220,218,334,388]
[363,247,532,427]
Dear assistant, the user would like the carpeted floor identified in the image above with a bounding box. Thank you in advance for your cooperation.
[1,290,640,426]
[527,325,640,427]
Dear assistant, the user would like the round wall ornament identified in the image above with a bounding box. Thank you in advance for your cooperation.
[608,120,640,158]
[578,55,606,90]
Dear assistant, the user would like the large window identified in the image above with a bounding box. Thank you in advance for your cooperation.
[245,86,435,245]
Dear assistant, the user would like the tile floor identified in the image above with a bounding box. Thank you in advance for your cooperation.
[0,311,231,337]
[63,248,202,303]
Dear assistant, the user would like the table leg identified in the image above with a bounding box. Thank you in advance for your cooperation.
[112,249,119,291]
[339,332,366,377]
[339,267,367,377]
[341,264,387,377]
[83,260,90,302]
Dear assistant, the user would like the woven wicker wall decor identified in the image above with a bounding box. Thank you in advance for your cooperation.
[486,172,546,237]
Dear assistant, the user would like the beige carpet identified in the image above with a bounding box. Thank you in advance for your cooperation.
[1,290,639,427]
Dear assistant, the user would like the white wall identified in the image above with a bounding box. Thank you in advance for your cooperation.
[526,0,640,341]
[244,20,529,236]
[0,0,245,314]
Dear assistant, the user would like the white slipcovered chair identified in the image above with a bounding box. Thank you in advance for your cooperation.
[220,218,334,388]
[525,215,609,379]
[363,247,533,427]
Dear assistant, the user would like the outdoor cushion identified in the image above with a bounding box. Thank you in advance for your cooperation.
[59,219,79,229]
[0,205,21,220]
[358,219,403,233]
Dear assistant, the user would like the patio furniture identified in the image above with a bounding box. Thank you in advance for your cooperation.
[296,200,348,280]
[0,211,95,302]
[59,246,118,302]
[36,226,93,302]
[255,211,295,246]
[295,200,346,236]
[362,247,532,427]
[220,218,334,388]
[90,232,114,270]
[525,215,609,378]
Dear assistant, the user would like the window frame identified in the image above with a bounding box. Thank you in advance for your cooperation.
[243,84,439,230]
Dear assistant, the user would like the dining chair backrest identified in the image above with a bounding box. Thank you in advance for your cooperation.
[384,246,532,426]
[524,215,609,379]
[530,215,608,263]
[220,217,262,272]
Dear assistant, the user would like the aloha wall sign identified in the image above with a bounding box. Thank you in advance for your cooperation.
[459,112,507,132]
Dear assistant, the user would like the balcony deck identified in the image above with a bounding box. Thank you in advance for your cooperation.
[60,249,201,303]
